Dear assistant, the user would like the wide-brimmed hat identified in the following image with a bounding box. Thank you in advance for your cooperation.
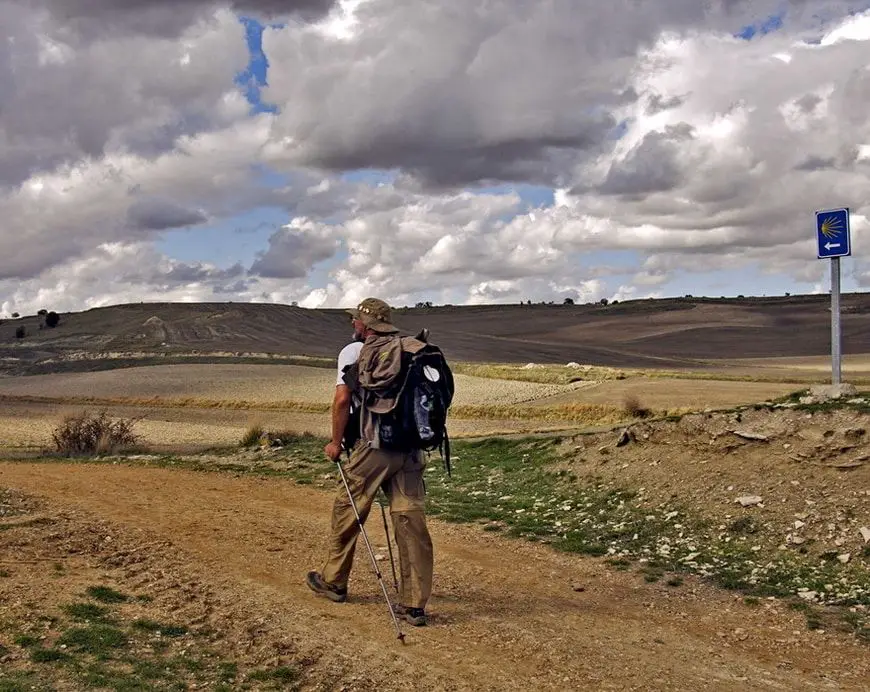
[346,297,400,334]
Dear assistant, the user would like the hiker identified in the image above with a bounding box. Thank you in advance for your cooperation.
[307,298,434,627]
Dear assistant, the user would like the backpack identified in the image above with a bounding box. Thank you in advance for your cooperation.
[343,330,455,476]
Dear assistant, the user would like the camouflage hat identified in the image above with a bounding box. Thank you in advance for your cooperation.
[346,297,399,334]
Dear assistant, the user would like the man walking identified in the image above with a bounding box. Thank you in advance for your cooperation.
[307,298,434,627]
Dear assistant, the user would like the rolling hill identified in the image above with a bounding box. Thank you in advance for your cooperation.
[0,294,868,375]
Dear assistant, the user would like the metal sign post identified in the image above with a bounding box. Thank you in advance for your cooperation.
[815,208,851,386]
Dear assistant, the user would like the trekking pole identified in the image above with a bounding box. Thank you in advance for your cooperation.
[335,461,405,644]
[377,497,399,592]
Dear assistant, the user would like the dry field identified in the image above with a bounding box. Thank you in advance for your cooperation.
[0,361,815,452]
[0,364,588,407]
[716,354,870,380]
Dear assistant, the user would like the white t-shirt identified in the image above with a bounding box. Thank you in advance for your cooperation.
[336,340,363,386]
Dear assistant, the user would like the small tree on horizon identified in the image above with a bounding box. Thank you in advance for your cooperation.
[45,311,60,328]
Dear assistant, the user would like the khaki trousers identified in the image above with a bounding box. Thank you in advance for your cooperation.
[321,441,434,610]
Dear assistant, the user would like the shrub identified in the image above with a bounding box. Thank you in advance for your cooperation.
[51,410,141,456]
[623,394,652,419]
[15,326,25,339]
[45,311,60,328]
[240,424,264,448]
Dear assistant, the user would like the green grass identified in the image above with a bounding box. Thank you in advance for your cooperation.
[0,583,308,691]
[131,619,188,637]
[58,624,128,656]
[62,602,112,622]
[769,389,870,414]
[13,634,39,648]
[0,670,45,692]
[246,665,301,688]
[30,647,72,663]
[85,585,129,604]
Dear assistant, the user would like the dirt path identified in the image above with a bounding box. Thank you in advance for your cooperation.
[2,462,868,691]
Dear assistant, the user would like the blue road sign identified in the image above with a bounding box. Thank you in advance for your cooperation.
[816,208,851,259]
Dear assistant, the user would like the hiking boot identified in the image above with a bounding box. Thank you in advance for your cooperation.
[393,604,427,626]
[306,571,347,603]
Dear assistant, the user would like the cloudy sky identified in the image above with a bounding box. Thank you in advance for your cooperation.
[3,0,870,315]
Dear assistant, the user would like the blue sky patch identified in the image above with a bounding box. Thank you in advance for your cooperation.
[156,206,289,269]
[235,17,279,114]
[736,12,784,40]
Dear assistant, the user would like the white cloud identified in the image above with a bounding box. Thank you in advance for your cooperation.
[0,242,248,316]
[3,1,870,312]
[0,5,251,186]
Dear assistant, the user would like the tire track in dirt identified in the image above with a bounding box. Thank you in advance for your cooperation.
[2,462,868,691]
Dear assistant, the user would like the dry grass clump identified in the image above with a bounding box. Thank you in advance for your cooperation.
[452,402,628,426]
[239,425,318,448]
[240,424,264,448]
[622,394,652,419]
[51,410,141,456]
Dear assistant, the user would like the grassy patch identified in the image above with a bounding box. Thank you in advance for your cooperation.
[85,585,129,604]
[30,647,72,663]
[0,585,308,691]
[58,623,128,656]
[61,602,112,623]
[769,389,870,414]
[13,634,39,648]
[131,619,188,637]
[0,670,45,692]
[246,665,301,687]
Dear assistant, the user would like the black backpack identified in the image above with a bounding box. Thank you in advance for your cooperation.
[396,341,454,473]
[344,331,455,476]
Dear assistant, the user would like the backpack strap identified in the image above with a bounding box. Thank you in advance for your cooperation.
[340,361,363,452]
